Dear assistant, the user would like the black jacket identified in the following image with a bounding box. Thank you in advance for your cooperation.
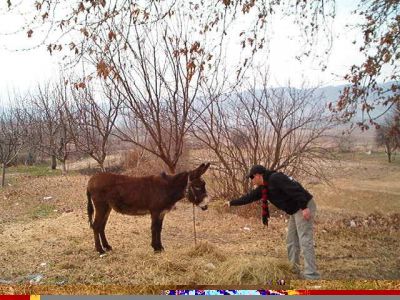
[229,171,313,215]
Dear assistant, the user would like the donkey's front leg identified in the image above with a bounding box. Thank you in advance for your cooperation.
[151,211,165,253]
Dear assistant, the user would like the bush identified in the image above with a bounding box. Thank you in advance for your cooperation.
[122,149,144,170]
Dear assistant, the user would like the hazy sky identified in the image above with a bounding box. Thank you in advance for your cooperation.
[0,1,362,101]
[266,0,362,87]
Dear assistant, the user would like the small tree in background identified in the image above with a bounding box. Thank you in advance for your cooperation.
[336,133,354,153]
[66,81,122,172]
[376,104,400,162]
[28,80,73,173]
[0,106,28,187]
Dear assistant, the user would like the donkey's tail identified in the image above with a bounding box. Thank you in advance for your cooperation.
[87,190,94,228]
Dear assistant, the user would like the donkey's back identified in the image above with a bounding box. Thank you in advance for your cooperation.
[89,172,146,189]
[88,172,157,190]
[87,172,167,214]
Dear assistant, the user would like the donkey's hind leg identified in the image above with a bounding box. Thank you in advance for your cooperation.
[99,205,112,251]
[92,202,110,254]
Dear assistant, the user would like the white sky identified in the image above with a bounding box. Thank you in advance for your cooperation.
[265,0,363,87]
[0,0,363,102]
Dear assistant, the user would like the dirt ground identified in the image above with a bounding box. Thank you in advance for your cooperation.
[0,152,399,292]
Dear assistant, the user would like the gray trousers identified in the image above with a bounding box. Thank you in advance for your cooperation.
[286,198,320,279]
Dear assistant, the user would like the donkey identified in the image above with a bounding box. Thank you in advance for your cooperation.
[86,163,210,254]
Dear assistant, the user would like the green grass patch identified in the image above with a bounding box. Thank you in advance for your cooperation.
[7,164,62,177]
[30,203,56,219]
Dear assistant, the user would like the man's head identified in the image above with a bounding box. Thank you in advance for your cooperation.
[248,164,267,186]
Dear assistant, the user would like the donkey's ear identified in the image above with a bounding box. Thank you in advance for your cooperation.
[201,162,211,174]
[190,162,211,179]
[197,162,211,176]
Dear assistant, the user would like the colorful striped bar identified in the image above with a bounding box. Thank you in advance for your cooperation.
[291,289,400,295]
[0,292,399,298]
[164,289,400,295]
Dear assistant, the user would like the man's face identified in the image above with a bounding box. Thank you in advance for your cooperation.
[250,173,263,186]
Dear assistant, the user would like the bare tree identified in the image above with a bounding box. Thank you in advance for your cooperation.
[54,81,75,173]
[0,106,28,187]
[102,18,215,174]
[67,81,121,172]
[376,104,400,162]
[193,74,334,198]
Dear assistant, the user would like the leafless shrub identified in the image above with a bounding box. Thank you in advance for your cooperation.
[121,149,146,170]
[122,154,171,177]
[193,73,335,200]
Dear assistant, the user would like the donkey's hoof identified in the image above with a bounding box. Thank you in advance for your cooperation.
[154,247,164,254]
[99,253,108,258]
[96,248,105,254]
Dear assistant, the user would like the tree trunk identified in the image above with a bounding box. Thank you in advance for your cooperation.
[99,161,106,172]
[51,155,57,170]
[386,143,392,163]
[1,163,6,188]
[167,164,176,174]
[61,160,67,175]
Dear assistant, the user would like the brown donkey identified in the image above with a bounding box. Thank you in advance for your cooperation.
[87,163,210,254]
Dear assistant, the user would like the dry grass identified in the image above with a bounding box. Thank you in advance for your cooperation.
[212,257,293,284]
[0,151,399,293]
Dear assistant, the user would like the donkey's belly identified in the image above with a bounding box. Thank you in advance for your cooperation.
[125,209,149,216]
[110,201,149,216]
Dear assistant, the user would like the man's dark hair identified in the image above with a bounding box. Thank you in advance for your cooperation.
[247,165,267,178]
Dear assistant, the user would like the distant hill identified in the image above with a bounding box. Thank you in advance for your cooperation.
[238,82,396,124]
[236,83,397,150]
[315,82,396,123]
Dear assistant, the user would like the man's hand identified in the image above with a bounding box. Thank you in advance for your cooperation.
[224,201,231,208]
[302,208,311,221]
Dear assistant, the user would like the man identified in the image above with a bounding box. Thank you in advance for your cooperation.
[225,165,320,280]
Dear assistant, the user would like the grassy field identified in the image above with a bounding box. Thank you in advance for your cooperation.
[6,164,64,177]
[0,152,399,293]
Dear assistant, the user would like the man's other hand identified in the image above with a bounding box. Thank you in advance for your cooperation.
[302,208,311,221]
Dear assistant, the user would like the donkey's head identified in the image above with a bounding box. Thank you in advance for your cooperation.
[186,163,211,210]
